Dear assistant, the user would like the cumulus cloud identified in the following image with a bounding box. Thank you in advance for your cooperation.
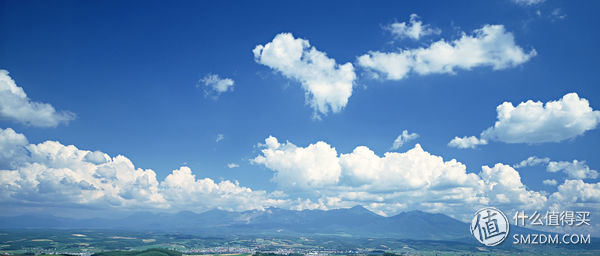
[358,25,536,80]
[227,163,239,168]
[546,179,600,236]
[160,166,282,212]
[0,128,282,213]
[448,136,488,149]
[0,139,164,209]
[481,93,600,143]
[253,33,356,118]
[514,156,598,180]
[550,179,600,206]
[450,93,600,148]
[251,136,341,189]
[386,14,440,40]
[0,70,75,127]
[479,163,546,209]
[339,144,482,192]
[543,179,557,186]
[513,156,550,168]
[1,128,597,220]
[0,127,28,169]
[547,160,598,180]
[253,136,548,217]
[391,130,419,150]
[198,74,235,98]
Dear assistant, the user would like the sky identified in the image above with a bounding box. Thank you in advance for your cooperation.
[1,0,599,233]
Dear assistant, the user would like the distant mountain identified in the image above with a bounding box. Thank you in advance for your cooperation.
[385,210,467,240]
[0,206,473,240]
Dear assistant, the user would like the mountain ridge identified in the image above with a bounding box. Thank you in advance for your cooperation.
[0,206,482,240]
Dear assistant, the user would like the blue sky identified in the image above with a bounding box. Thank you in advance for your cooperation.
[1,0,599,231]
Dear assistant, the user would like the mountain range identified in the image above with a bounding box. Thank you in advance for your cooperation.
[0,206,521,241]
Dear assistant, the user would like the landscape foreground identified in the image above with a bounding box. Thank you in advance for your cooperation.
[1,207,598,255]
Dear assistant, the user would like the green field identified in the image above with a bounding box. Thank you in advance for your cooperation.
[0,230,598,256]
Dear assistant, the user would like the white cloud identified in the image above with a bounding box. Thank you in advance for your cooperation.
[543,179,557,186]
[547,160,598,180]
[358,25,536,80]
[386,14,441,40]
[479,163,547,209]
[550,179,600,205]
[160,166,282,212]
[512,0,545,6]
[199,74,235,98]
[251,136,341,189]
[339,144,482,191]
[1,128,597,222]
[216,134,224,143]
[0,128,283,213]
[450,93,600,148]
[0,70,75,127]
[253,33,356,118]
[482,93,600,143]
[546,179,600,236]
[448,136,488,149]
[0,127,28,169]
[227,163,239,168]
[0,139,165,208]
[252,136,547,217]
[550,8,567,20]
[514,156,598,180]
[391,130,419,150]
[513,156,550,168]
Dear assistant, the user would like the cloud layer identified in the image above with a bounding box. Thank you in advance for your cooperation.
[1,128,598,222]
[358,25,536,80]
[252,136,560,217]
[0,128,282,213]
[253,33,356,118]
[0,70,75,127]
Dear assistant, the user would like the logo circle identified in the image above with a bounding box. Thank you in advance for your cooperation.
[470,207,510,246]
